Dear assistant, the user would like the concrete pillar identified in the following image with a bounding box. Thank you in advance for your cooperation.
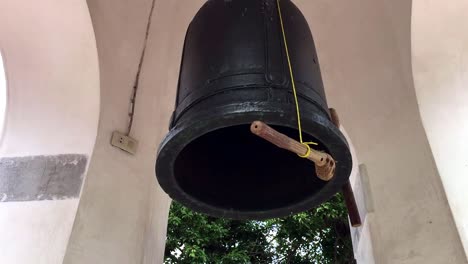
[0,0,100,263]
[63,1,203,263]
[412,0,468,257]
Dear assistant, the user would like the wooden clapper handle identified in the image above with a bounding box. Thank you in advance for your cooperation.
[250,121,336,181]
[250,109,362,227]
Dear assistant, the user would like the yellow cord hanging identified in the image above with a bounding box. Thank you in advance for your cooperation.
[276,0,317,152]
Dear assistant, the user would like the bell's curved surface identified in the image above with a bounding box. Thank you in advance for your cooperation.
[156,0,352,220]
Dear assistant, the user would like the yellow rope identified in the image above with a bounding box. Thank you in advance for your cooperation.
[298,144,312,158]
[276,0,317,152]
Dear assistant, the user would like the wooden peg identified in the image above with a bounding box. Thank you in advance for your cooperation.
[250,121,335,181]
[342,181,362,227]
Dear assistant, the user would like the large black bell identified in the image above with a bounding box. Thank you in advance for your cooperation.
[156,0,352,220]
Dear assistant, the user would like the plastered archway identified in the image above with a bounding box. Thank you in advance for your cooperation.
[0,0,463,263]
[0,51,6,143]
[0,0,100,263]
[64,0,468,263]
[412,0,468,257]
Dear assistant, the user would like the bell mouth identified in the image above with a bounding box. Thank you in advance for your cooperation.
[156,105,352,220]
[174,124,329,213]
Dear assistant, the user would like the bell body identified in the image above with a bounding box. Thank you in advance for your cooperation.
[156,0,352,220]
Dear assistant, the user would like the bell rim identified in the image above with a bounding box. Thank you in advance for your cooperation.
[155,103,352,220]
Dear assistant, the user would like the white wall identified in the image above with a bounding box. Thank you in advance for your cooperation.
[0,0,99,158]
[0,200,79,264]
[0,52,6,144]
[412,0,468,257]
[0,1,100,263]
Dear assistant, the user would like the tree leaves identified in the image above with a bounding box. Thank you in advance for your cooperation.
[164,194,355,264]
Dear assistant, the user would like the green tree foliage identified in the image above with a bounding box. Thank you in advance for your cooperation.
[165,194,355,263]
